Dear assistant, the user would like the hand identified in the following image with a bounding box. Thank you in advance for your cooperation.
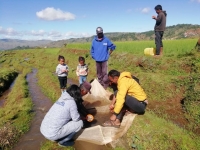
[109,104,114,110]
[152,16,156,19]
[110,114,117,121]
[110,109,114,113]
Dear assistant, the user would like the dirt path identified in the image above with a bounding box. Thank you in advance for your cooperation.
[13,69,53,150]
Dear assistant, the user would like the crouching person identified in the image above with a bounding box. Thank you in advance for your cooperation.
[103,70,148,128]
[40,85,84,147]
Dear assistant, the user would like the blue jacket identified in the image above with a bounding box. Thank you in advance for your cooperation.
[90,36,116,62]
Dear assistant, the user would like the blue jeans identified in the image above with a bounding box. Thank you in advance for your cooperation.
[79,75,87,85]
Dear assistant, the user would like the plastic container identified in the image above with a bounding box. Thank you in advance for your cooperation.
[144,48,155,56]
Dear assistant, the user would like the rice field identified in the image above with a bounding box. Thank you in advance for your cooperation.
[66,38,198,56]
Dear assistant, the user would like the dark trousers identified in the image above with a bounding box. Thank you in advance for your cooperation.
[58,76,67,89]
[155,31,164,55]
[116,94,147,121]
[96,61,108,88]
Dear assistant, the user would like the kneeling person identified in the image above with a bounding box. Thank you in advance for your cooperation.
[103,70,148,128]
[40,85,84,147]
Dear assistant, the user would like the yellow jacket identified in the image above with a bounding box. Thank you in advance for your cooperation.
[114,72,147,114]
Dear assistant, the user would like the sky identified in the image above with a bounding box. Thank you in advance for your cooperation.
[0,0,200,41]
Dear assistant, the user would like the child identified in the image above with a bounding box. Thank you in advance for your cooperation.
[76,56,89,85]
[56,55,69,93]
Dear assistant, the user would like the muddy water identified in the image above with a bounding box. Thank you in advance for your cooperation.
[0,80,15,107]
[13,69,112,150]
[13,69,53,150]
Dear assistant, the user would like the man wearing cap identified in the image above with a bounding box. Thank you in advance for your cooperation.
[90,27,116,89]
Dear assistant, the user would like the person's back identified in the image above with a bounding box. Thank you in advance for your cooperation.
[40,92,81,138]
[117,72,147,101]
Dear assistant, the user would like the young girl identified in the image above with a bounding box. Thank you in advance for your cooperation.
[56,55,69,93]
[76,56,89,85]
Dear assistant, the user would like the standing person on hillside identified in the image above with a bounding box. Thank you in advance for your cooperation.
[56,55,69,93]
[90,27,116,89]
[152,4,167,56]
[76,56,89,85]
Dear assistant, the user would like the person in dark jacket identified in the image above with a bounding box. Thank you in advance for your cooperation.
[152,5,167,56]
[90,27,116,89]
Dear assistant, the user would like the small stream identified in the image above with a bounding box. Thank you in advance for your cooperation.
[12,69,111,150]
[13,69,53,150]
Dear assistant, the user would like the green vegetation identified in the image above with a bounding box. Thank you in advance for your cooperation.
[0,69,18,95]
[0,39,200,149]
[0,68,33,149]
[66,38,197,56]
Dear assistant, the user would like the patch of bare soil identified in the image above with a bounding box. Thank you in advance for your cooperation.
[148,85,189,129]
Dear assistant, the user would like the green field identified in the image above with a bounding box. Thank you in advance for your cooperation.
[0,39,200,150]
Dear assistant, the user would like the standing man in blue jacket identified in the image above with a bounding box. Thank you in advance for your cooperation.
[90,27,116,89]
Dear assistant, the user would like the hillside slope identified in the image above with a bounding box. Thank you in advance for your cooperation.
[0,39,52,50]
[46,24,200,48]
[1,24,200,50]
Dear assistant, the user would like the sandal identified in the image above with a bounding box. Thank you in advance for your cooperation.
[102,120,120,128]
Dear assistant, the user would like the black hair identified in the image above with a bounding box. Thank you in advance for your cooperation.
[155,5,162,10]
[78,56,85,62]
[108,70,120,78]
[66,84,82,103]
[58,55,65,61]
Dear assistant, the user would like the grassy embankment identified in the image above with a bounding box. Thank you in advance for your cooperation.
[0,54,33,149]
[0,38,200,150]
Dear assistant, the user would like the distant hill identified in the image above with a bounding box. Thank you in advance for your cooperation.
[1,24,200,50]
[46,24,200,48]
[0,39,52,50]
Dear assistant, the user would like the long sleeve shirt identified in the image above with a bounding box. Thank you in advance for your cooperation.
[56,64,69,77]
[76,64,88,76]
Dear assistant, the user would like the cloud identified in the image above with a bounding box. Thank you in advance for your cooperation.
[190,0,200,3]
[0,26,92,40]
[48,31,63,38]
[65,32,91,38]
[141,7,150,13]
[0,26,20,36]
[31,30,46,36]
[36,7,76,21]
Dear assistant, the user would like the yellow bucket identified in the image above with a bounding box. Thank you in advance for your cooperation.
[144,48,155,56]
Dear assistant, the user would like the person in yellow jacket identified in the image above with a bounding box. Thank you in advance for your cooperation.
[103,70,148,128]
